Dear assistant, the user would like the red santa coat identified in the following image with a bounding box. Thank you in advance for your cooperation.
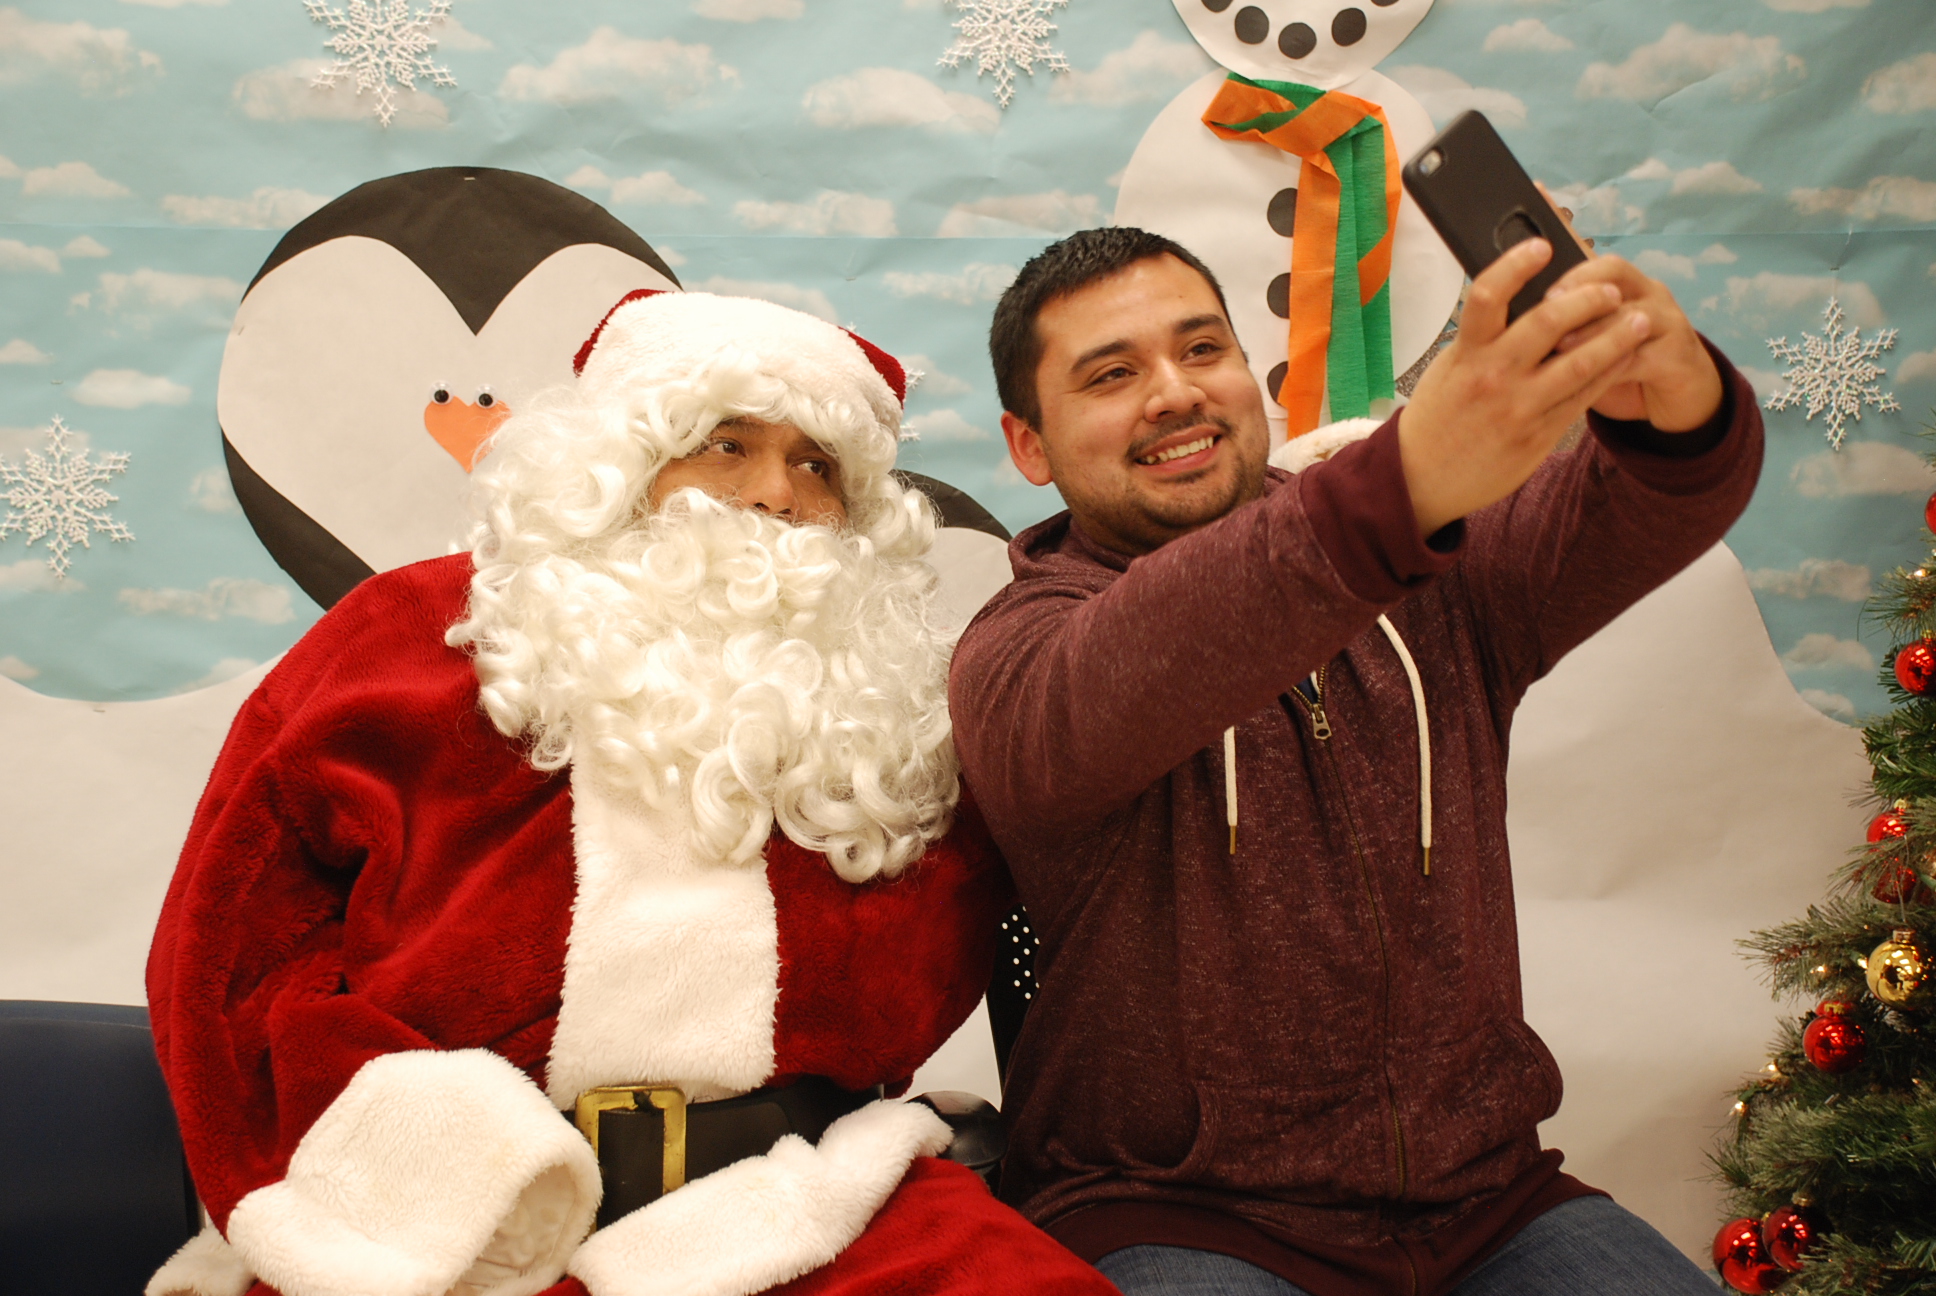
[146,553,1114,1296]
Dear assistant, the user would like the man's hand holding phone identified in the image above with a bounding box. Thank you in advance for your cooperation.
[1397,237,1654,537]
[1393,111,1726,538]
[1547,253,1724,434]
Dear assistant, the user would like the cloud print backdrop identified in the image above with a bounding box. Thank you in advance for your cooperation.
[0,0,1931,716]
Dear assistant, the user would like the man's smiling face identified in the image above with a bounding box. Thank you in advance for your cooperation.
[1002,253,1271,556]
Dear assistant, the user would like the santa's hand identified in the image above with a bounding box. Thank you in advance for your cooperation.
[1546,254,1723,432]
[1398,238,1649,536]
[447,1164,587,1295]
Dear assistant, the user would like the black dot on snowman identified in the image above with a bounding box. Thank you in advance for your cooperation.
[1268,273,1291,320]
[1205,1,1395,55]
[1268,188,1298,238]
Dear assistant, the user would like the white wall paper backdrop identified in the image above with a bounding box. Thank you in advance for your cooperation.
[1508,543,1870,1261]
[0,0,1928,1266]
[0,660,275,1003]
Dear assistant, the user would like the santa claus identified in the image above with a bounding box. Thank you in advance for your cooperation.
[143,291,1115,1296]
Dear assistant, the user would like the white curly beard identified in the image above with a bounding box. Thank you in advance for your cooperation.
[449,489,960,883]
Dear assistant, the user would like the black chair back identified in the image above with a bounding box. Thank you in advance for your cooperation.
[0,1001,197,1295]
[986,904,1040,1083]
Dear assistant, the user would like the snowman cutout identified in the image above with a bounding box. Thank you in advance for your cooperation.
[1116,0,1464,444]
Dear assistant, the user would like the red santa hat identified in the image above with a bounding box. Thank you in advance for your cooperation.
[572,290,907,479]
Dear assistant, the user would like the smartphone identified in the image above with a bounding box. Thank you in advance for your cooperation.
[1401,111,1589,323]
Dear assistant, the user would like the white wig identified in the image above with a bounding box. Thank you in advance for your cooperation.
[447,291,960,881]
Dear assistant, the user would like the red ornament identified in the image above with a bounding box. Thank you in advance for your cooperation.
[1896,641,1936,695]
[1869,807,1910,843]
[1925,490,1936,535]
[1803,1001,1866,1073]
[1872,863,1928,904]
[1714,1217,1787,1294]
[1764,1205,1824,1272]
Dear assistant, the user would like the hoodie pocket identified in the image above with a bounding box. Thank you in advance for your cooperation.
[1402,1017,1563,1188]
[1499,1016,1564,1122]
[1188,1072,1392,1198]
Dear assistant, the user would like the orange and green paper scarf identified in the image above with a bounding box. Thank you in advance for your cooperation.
[1203,74,1399,436]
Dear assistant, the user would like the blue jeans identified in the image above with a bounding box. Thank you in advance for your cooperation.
[1095,1197,1718,1295]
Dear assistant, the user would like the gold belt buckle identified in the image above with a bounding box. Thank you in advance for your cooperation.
[574,1084,688,1194]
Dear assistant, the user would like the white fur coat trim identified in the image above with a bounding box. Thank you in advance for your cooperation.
[567,1099,951,1296]
[223,1048,599,1296]
[546,769,782,1107]
[146,1224,253,1296]
[1269,417,1385,474]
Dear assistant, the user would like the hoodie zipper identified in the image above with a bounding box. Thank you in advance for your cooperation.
[1287,666,1332,740]
[1285,667,1410,1197]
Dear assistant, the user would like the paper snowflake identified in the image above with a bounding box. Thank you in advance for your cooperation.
[1764,297,1901,449]
[0,417,133,580]
[305,0,457,127]
[939,0,1071,109]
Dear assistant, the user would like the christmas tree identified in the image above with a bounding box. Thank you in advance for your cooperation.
[1714,440,1936,1296]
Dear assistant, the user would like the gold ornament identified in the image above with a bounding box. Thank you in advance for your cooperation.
[1867,928,1930,1006]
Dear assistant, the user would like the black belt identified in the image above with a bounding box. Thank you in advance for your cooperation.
[575,1077,882,1228]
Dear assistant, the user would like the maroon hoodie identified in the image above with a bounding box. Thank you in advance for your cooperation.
[948,353,1763,1295]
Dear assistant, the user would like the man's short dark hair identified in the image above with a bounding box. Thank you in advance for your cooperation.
[989,227,1230,429]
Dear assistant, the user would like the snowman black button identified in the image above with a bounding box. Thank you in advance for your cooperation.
[1268,188,1298,237]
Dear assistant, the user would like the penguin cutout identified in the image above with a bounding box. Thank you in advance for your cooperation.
[219,167,682,610]
[897,471,1014,635]
[1116,0,1464,443]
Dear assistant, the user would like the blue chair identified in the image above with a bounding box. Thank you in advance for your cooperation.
[0,1001,199,1296]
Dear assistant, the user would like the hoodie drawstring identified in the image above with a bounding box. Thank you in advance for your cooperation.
[1224,726,1238,854]
[1375,614,1433,876]
[1220,617,1433,875]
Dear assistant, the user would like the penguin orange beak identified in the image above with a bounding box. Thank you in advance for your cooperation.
[424,395,511,472]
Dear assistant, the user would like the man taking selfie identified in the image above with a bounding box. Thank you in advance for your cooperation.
[949,226,1760,1296]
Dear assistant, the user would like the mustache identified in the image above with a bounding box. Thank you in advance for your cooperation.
[1126,414,1233,463]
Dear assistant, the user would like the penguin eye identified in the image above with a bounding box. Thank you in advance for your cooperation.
[431,387,451,405]
[476,390,495,408]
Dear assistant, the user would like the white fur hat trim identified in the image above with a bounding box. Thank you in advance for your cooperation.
[575,291,904,440]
